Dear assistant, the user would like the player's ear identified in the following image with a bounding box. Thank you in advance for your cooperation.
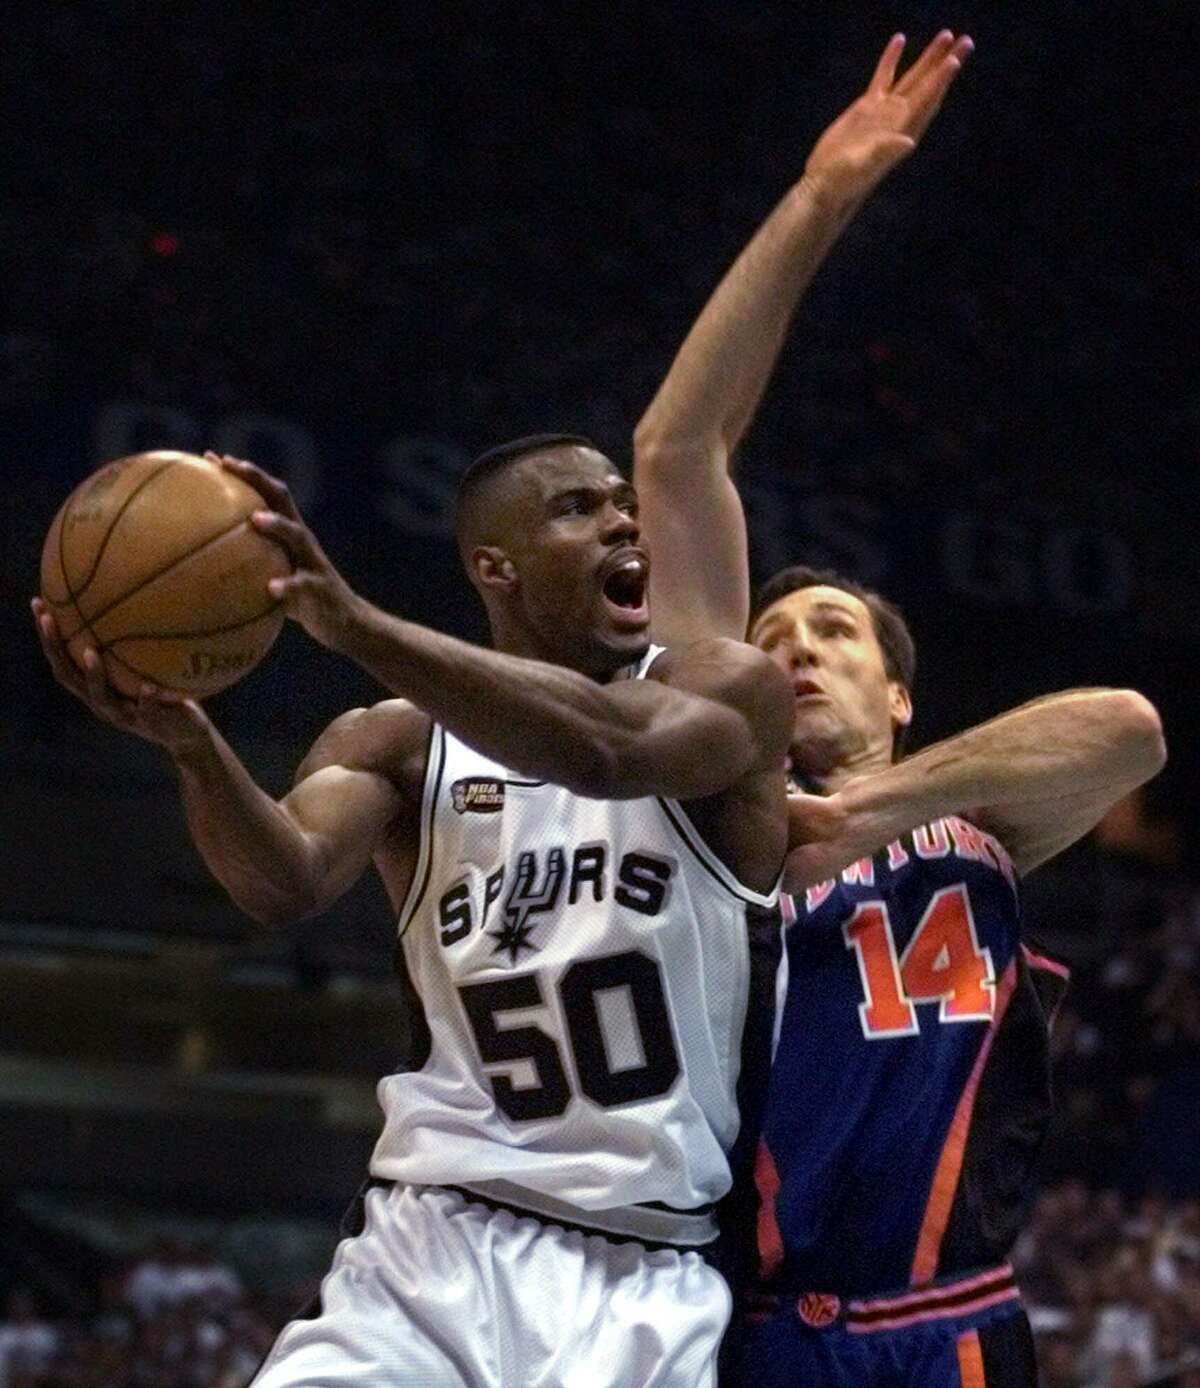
[888,682,913,731]
[473,546,517,592]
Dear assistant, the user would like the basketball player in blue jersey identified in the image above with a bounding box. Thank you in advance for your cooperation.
[634,30,1166,1387]
[33,436,794,1386]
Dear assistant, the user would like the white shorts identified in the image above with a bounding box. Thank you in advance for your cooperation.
[251,1183,731,1388]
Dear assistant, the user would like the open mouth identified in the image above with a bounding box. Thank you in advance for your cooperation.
[600,555,650,629]
[793,680,826,700]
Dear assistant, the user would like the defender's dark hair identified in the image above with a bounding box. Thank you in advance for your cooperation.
[455,433,597,549]
[750,565,916,757]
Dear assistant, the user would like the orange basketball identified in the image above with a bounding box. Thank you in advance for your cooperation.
[39,451,291,698]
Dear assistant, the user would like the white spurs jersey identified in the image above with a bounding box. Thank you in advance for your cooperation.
[370,648,782,1247]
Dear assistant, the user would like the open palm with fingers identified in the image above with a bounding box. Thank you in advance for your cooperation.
[205,452,365,654]
[805,30,974,204]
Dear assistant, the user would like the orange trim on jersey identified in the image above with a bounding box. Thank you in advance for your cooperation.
[956,1329,987,1388]
[910,959,1020,1286]
[845,1264,1017,1334]
[755,1140,785,1279]
[1020,944,1070,981]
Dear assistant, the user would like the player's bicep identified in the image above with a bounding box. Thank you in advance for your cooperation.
[282,763,402,910]
[636,462,750,645]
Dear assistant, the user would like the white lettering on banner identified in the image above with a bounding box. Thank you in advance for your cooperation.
[93,402,321,510]
[745,484,888,585]
[1043,527,1132,613]
[941,512,1131,612]
[85,402,1134,614]
[94,401,200,461]
[212,414,321,511]
[940,514,1036,603]
[379,436,469,536]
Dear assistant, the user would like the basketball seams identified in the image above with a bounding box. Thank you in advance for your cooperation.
[103,601,281,644]
[100,644,185,694]
[44,452,288,698]
[80,516,271,636]
[57,486,101,651]
[61,458,180,606]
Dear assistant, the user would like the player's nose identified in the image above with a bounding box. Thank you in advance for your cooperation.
[788,626,819,665]
[599,500,639,545]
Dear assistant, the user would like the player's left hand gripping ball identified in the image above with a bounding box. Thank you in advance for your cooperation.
[206,453,363,653]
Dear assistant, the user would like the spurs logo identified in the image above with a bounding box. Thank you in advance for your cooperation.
[436,845,675,953]
[489,848,566,962]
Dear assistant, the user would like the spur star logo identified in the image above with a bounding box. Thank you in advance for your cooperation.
[488,848,567,963]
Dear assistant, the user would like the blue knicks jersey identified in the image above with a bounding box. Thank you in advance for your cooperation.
[749,817,1068,1296]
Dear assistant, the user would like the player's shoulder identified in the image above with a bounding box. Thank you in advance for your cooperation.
[649,636,785,691]
[295,699,432,787]
[650,638,792,733]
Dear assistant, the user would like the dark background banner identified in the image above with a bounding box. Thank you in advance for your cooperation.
[2,0,1196,959]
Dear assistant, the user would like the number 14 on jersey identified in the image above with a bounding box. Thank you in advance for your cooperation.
[843,884,996,1039]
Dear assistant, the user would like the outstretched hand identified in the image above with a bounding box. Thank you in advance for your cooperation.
[784,787,857,891]
[804,30,973,205]
[32,597,212,754]
[208,452,365,654]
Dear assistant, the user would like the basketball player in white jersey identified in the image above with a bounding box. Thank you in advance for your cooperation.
[33,434,794,1386]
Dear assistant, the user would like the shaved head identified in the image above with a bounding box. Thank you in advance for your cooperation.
[451,434,649,675]
[455,433,596,562]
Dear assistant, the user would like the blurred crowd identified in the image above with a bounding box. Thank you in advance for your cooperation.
[1018,1186,1200,1387]
[3,1191,1200,1386]
[0,1242,286,1388]
[1029,794,1200,1198]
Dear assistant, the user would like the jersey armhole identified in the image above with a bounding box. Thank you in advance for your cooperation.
[657,796,781,909]
[396,722,446,939]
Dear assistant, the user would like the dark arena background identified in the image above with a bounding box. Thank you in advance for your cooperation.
[2,3,1198,1385]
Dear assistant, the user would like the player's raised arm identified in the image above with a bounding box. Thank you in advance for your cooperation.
[785,688,1167,886]
[33,596,413,926]
[634,30,972,646]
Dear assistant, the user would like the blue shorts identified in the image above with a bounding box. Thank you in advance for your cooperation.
[725,1264,1036,1388]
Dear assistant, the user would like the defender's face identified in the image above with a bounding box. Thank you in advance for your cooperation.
[750,585,911,769]
[510,447,650,670]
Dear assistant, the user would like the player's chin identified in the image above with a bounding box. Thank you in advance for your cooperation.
[791,700,839,738]
[592,616,651,666]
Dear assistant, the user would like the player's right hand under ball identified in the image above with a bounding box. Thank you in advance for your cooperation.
[32,598,212,754]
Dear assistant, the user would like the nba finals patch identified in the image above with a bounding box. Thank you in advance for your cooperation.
[451,778,505,815]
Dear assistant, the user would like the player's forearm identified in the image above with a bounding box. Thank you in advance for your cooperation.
[841,689,1166,842]
[171,727,324,925]
[334,602,647,794]
[634,175,861,471]
[334,604,753,799]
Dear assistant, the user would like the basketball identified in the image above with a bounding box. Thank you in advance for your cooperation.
[39,450,291,699]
